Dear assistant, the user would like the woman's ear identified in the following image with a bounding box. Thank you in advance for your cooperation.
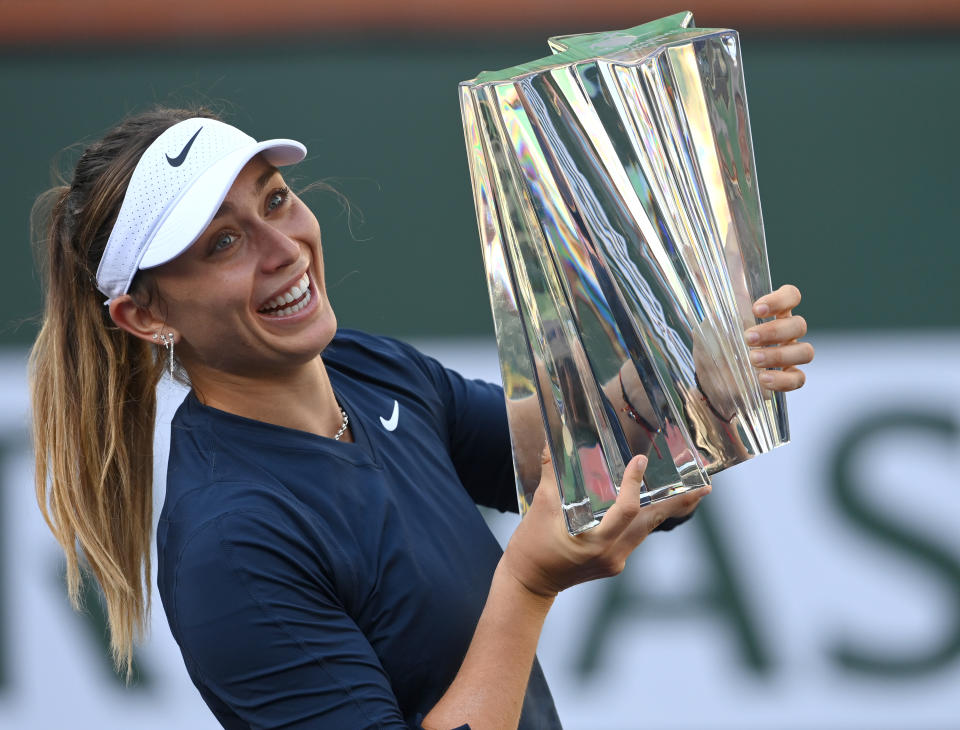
[108,294,167,344]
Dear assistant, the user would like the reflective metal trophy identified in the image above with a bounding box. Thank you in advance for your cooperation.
[459,11,789,534]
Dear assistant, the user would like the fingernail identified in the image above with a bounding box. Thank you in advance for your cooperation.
[746,331,760,345]
[749,350,765,365]
[631,455,648,470]
[760,373,774,386]
[754,303,769,317]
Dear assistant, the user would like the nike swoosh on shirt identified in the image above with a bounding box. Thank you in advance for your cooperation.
[166,127,203,167]
[380,400,399,432]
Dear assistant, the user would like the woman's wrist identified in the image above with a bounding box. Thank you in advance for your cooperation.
[494,559,558,613]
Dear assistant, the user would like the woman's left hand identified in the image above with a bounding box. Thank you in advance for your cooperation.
[745,284,814,392]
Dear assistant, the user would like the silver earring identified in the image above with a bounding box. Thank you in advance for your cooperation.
[153,332,175,376]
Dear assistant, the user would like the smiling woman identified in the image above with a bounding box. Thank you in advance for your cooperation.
[29,106,812,730]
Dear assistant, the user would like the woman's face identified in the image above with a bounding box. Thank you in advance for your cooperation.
[149,154,337,379]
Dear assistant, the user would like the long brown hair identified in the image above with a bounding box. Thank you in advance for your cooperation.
[29,107,216,676]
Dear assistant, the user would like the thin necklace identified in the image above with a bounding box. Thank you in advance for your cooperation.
[333,405,349,441]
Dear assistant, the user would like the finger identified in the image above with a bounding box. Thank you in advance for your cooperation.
[749,341,815,369]
[752,284,801,318]
[757,366,806,391]
[745,315,807,346]
[596,455,649,539]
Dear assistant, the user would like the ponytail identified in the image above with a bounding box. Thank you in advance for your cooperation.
[29,107,215,676]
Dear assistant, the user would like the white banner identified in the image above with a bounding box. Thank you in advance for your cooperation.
[1,333,958,729]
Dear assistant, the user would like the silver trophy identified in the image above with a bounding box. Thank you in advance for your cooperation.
[459,11,789,534]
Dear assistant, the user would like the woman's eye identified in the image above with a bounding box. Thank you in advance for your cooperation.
[212,232,237,252]
[267,187,289,212]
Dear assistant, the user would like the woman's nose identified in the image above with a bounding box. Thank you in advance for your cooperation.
[256,222,300,271]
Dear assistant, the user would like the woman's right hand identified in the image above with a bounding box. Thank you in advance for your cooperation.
[426,453,709,730]
[502,453,711,598]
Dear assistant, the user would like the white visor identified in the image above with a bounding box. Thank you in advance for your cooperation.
[95,117,307,301]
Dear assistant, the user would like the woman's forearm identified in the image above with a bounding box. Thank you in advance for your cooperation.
[421,562,555,730]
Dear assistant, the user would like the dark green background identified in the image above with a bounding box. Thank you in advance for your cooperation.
[2,34,957,345]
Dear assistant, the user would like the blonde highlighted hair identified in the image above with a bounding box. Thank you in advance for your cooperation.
[29,107,216,676]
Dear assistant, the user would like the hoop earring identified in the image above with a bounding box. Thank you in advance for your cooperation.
[153,332,175,376]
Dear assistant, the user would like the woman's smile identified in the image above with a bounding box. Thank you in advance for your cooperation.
[257,271,314,317]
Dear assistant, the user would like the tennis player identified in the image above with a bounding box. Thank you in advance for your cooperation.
[30,108,813,730]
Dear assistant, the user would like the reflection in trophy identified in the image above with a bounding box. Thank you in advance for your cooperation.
[459,12,789,534]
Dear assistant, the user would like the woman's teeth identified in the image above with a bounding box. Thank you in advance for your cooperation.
[259,273,312,316]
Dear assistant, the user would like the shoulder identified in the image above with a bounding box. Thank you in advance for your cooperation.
[325,329,452,405]
[164,400,285,520]
[325,329,436,376]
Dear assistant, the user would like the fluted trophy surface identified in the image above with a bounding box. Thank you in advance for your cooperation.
[459,11,789,535]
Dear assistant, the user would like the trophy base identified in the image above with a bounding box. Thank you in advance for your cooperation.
[559,475,711,535]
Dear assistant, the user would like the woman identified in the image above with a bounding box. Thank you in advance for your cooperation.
[30,107,813,730]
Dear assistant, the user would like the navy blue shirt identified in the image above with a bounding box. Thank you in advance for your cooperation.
[157,330,561,729]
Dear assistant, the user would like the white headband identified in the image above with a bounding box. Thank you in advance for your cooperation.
[95,117,307,302]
